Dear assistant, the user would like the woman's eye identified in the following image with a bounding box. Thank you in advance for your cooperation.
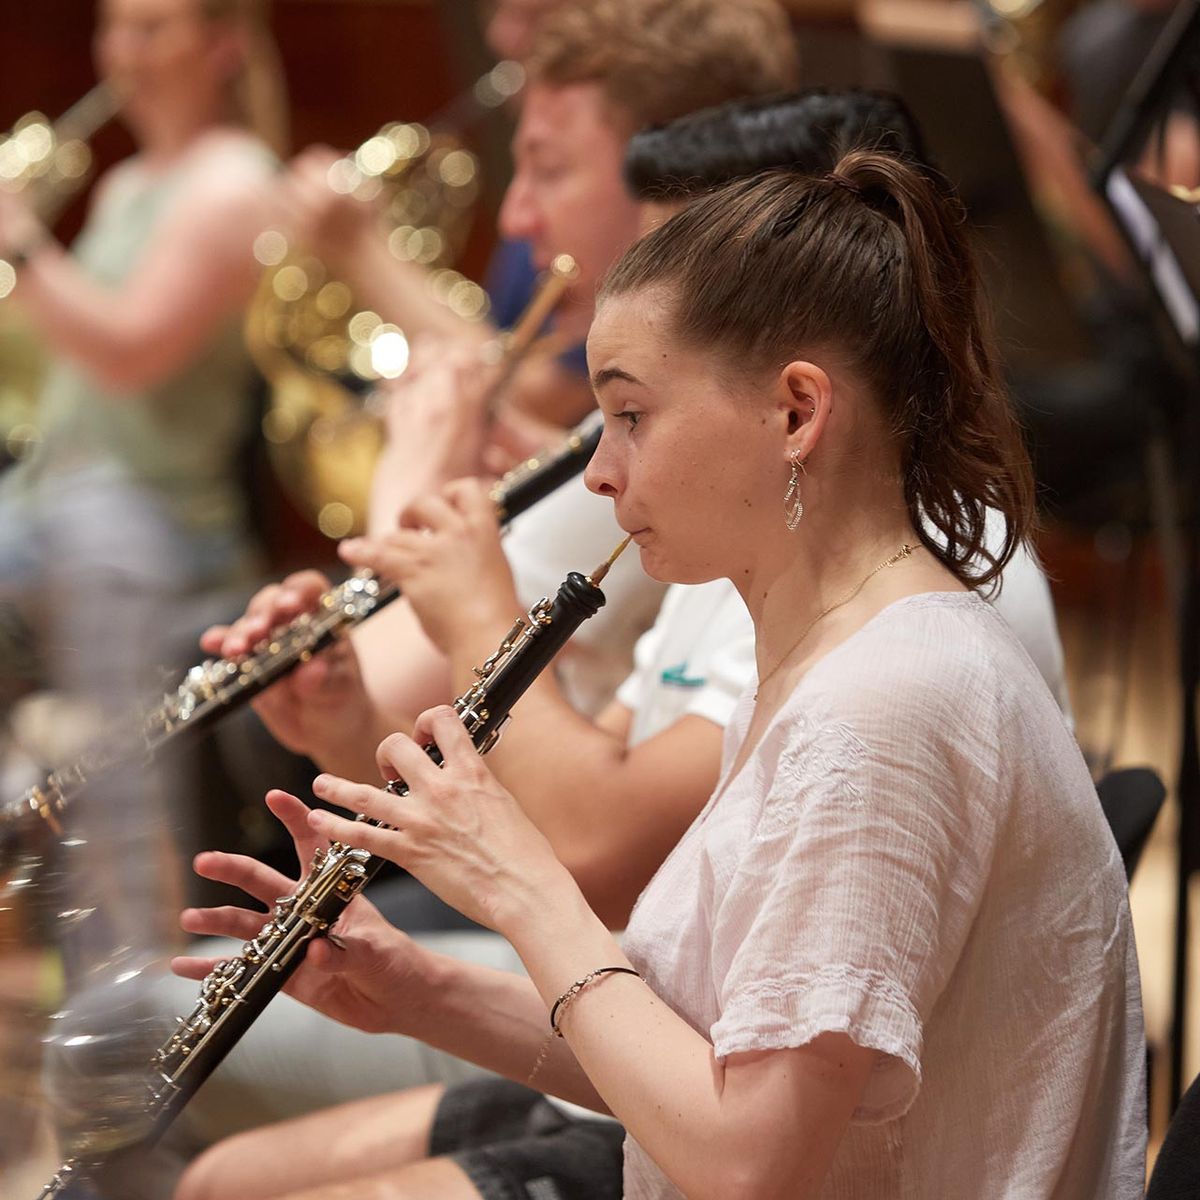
[619,411,642,429]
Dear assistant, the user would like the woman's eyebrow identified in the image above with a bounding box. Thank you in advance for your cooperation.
[592,366,645,389]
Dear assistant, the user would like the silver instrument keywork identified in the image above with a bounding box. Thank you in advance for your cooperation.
[33,546,626,1199]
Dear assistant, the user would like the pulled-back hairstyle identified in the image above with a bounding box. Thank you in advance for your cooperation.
[624,88,926,201]
[200,0,289,156]
[526,0,799,134]
[600,152,1035,589]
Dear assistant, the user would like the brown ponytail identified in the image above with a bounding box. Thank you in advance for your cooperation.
[599,150,1035,590]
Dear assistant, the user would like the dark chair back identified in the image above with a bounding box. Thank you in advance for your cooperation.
[1096,768,1166,882]
[1147,1070,1200,1198]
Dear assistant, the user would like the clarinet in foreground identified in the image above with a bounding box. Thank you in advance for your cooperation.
[1,406,604,849]
[34,539,629,1200]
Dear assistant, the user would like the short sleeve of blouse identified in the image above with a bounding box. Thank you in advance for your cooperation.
[708,645,1004,1123]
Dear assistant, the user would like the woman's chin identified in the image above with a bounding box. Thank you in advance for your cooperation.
[636,544,721,587]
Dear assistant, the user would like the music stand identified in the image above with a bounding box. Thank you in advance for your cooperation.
[1093,0,1200,1108]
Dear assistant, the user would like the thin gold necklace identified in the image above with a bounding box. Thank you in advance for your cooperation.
[754,542,918,700]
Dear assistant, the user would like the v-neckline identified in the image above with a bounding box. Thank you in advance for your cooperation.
[701,590,979,824]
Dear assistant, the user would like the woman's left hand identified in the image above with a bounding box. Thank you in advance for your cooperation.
[308,705,568,933]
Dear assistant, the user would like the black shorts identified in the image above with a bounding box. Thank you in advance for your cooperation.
[429,1077,626,1200]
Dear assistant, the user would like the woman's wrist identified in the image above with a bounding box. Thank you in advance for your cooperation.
[495,855,599,960]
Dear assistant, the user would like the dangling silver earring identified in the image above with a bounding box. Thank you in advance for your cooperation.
[783,451,806,531]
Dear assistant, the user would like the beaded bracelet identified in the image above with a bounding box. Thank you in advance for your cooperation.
[549,965,642,1037]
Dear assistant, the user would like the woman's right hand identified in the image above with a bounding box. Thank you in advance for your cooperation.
[172,790,424,1035]
[199,570,375,767]
[272,146,381,264]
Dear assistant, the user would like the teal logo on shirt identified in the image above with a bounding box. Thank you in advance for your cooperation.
[661,661,705,689]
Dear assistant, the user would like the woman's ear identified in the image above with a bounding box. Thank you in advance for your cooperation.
[778,360,832,464]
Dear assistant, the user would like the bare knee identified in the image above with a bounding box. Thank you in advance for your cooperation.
[276,1158,483,1200]
[173,1085,448,1200]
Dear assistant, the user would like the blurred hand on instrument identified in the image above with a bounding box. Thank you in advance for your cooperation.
[309,707,573,933]
[172,789,424,1034]
[483,403,570,477]
[0,189,45,258]
[272,145,381,263]
[372,338,504,489]
[342,478,519,654]
[199,570,380,775]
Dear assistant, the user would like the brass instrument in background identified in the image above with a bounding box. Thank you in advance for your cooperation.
[975,0,1085,93]
[246,62,525,539]
[0,85,118,465]
[0,85,117,258]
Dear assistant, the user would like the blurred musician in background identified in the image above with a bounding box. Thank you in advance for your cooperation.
[0,0,284,727]
[235,0,801,757]
[0,3,287,1147]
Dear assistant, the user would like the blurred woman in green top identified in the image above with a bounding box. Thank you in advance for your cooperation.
[0,0,286,706]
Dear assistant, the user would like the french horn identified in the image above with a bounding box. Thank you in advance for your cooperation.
[245,64,524,538]
[0,85,118,466]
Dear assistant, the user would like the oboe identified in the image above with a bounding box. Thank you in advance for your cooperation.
[34,541,627,1200]
[0,407,604,850]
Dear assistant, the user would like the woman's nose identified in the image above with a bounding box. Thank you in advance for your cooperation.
[584,429,622,498]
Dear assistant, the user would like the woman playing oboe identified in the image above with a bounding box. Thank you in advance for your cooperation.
[178,152,1145,1199]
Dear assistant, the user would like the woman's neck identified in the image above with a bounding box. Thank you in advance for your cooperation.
[127,102,227,167]
[733,489,944,707]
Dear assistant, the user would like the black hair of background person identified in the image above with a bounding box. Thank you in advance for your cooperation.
[623,88,929,202]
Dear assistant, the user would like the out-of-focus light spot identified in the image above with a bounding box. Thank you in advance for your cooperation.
[370,327,409,379]
[254,230,289,267]
[347,310,381,345]
[272,265,309,303]
[318,502,355,539]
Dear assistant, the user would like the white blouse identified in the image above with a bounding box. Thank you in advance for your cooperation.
[620,592,1145,1199]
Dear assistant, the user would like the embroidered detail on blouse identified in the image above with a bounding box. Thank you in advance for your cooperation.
[769,713,870,814]
[726,962,921,1036]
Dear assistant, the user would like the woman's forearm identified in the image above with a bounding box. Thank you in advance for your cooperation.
[11,161,265,391]
[495,874,858,1200]
[15,245,177,388]
[399,938,609,1112]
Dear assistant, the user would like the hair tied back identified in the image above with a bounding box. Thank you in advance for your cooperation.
[824,172,862,198]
